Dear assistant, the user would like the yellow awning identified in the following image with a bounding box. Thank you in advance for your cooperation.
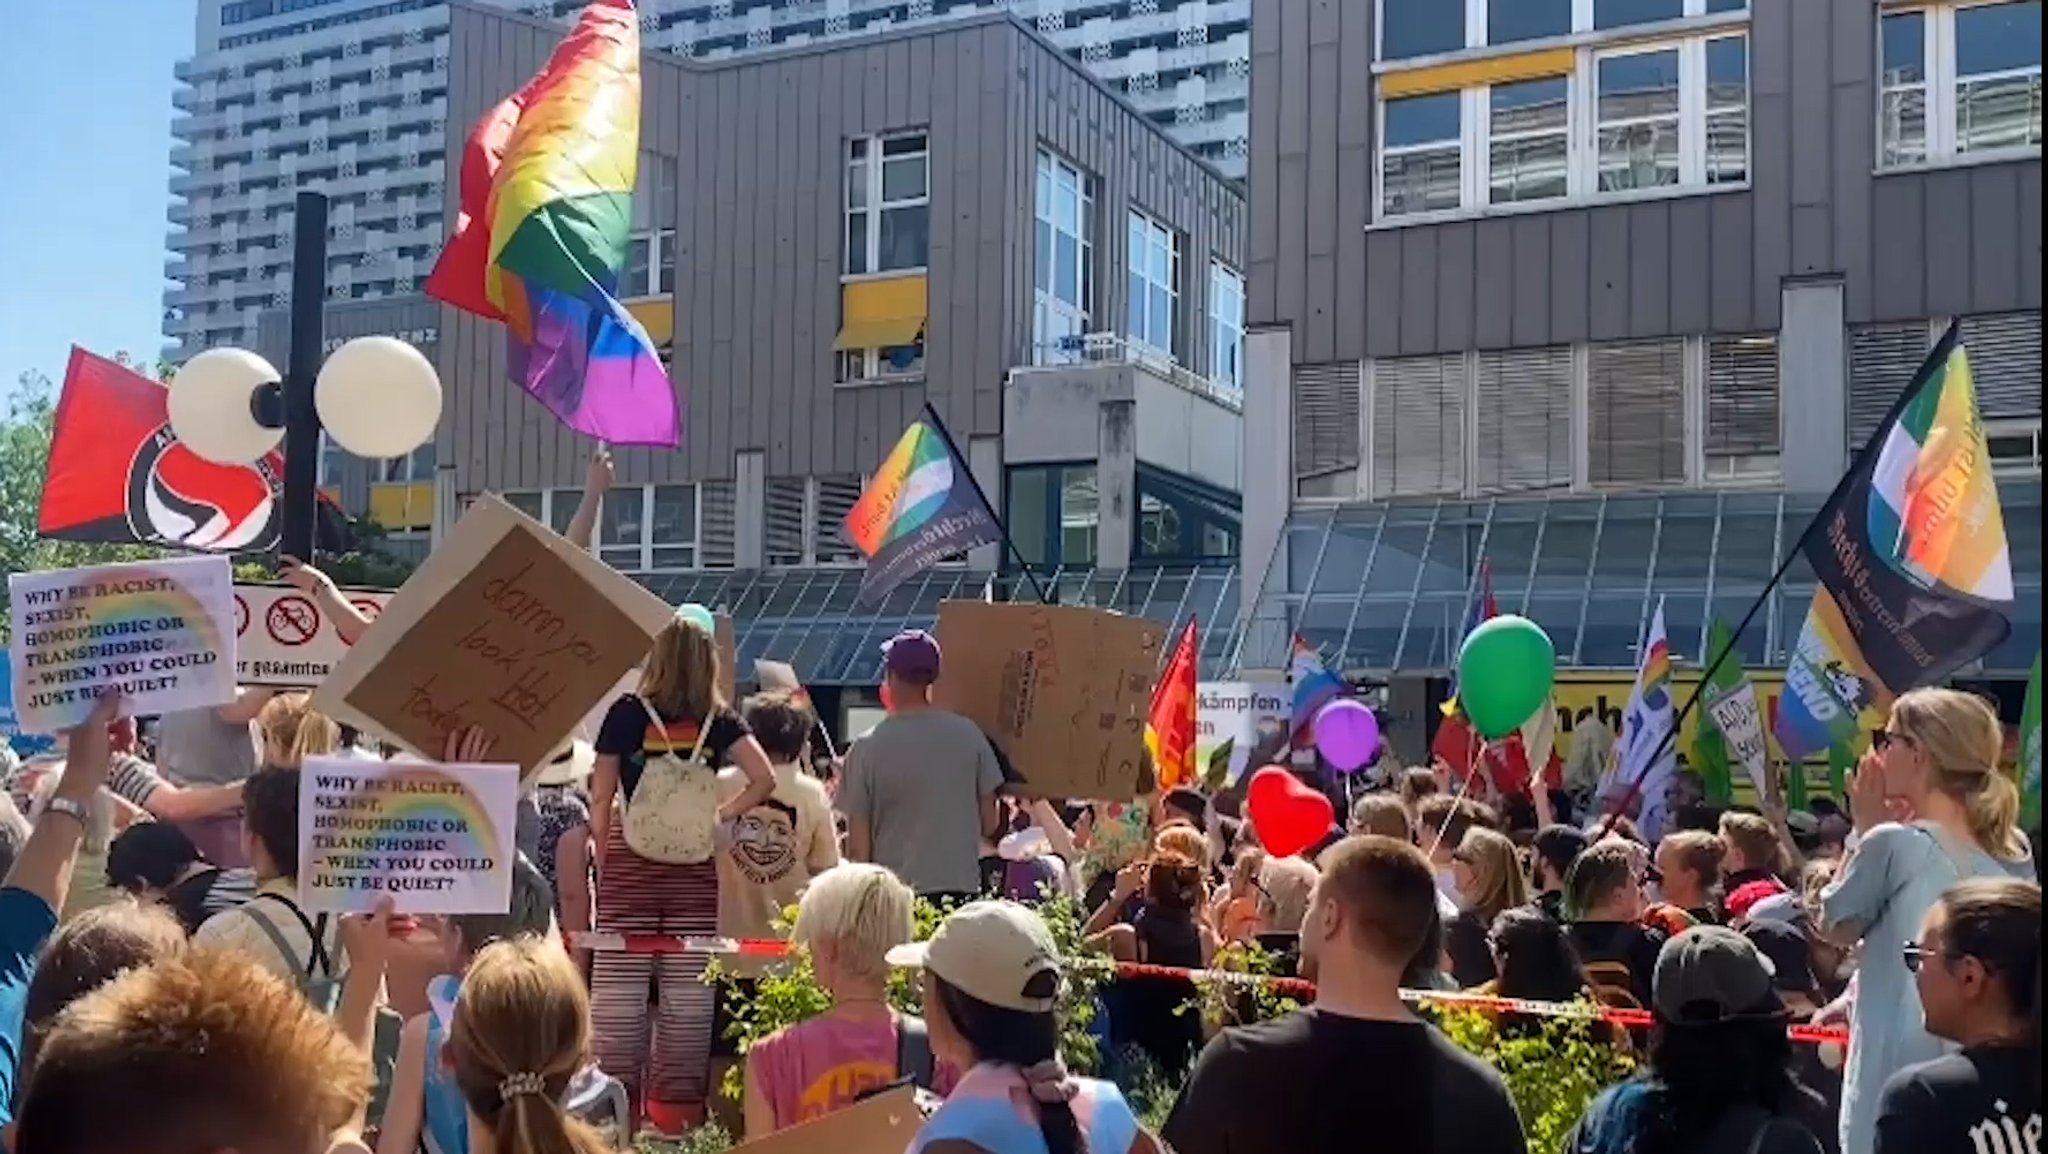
[833,275,928,351]
[626,296,674,348]
[1380,47,1575,98]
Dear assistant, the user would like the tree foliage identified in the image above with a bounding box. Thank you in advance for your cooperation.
[0,370,166,640]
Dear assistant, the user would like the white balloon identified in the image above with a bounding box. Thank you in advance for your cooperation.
[315,336,442,459]
[165,348,285,464]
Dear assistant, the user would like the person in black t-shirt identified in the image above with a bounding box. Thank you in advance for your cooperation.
[1162,835,1525,1154]
[1875,877,2042,1154]
[1565,839,1668,1009]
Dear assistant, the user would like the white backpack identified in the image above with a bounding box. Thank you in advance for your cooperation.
[620,697,719,865]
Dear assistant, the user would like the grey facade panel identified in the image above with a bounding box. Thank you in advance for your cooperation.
[1250,0,2042,362]
[442,4,1244,496]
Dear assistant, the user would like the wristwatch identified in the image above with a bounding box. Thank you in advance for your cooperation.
[40,796,91,826]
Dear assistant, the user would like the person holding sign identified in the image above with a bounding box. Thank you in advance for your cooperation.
[589,610,777,1135]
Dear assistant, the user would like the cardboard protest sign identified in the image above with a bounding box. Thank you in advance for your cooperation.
[730,1085,921,1154]
[233,583,392,687]
[298,755,520,914]
[755,659,801,692]
[313,494,676,771]
[934,601,1163,801]
[7,556,237,732]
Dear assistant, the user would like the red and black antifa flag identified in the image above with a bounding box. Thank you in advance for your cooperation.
[38,347,354,555]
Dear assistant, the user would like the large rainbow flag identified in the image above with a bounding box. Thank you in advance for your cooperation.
[845,415,1002,604]
[426,0,679,448]
[1775,323,2014,758]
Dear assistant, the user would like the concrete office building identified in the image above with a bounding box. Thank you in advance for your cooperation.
[1227,0,2042,756]
[166,0,1252,360]
[405,2,1247,712]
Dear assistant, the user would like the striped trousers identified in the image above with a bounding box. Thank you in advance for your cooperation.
[590,825,719,1106]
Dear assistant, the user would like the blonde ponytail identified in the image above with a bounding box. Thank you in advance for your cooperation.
[1890,688,2027,862]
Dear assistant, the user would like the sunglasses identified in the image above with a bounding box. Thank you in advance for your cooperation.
[1901,941,1955,974]
[1871,729,1915,753]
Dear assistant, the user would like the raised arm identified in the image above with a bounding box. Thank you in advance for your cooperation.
[281,557,372,646]
[562,447,613,551]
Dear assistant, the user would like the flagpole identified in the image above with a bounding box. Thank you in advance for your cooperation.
[1595,320,1963,834]
[919,401,1052,605]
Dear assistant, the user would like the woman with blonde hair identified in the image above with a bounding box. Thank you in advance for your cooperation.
[744,863,943,1137]
[1444,827,1527,987]
[1820,687,2034,1154]
[589,608,776,1135]
[257,691,340,768]
[446,937,616,1154]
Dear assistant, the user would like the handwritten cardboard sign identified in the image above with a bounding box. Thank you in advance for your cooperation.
[934,601,1164,801]
[313,494,676,771]
[234,583,392,687]
[298,754,520,914]
[7,556,238,732]
[730,1085,922,1154]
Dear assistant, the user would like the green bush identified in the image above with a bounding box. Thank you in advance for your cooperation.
[1434,1008,1637,1154]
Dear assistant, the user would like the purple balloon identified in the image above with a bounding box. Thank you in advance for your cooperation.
[1314,699,1381,773]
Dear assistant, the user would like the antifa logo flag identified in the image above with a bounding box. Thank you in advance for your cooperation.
[37,347,355,555]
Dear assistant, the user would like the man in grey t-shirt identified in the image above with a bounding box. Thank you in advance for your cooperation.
[837,630,1002,901]
[153,688,271,868]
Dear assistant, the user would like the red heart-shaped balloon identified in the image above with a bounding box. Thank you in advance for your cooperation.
[1245,766,1336,859]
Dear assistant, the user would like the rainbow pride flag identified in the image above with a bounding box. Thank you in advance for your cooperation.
[426,0,679,448]
[1776,324,2014,758]
[845,415,1002,604]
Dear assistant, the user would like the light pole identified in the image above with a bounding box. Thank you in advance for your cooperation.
[166,191,443,558]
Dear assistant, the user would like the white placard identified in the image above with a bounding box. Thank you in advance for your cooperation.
[298,754,521,914]
[7,556,237,732]
[1706,681,1773,800]
[233,583,393,687]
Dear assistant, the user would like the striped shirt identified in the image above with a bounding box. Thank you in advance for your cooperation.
[105,754,170,813]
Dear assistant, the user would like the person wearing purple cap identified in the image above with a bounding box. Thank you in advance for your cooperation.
[837,630,1004,905]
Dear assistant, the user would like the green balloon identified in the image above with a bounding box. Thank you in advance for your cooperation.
[1456,615,1557,739]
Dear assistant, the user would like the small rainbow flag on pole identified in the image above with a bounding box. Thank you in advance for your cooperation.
[426,0,680,448]
[845,413,1003,605]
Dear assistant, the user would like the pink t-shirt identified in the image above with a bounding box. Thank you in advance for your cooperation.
[748,1011,955,1131]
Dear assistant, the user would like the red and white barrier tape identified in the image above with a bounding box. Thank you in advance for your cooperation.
[568,933,1850,1046]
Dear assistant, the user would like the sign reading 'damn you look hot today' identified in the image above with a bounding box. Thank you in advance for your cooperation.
[6,556,237,732]
[313,494,678,772]
[298,755,520,914]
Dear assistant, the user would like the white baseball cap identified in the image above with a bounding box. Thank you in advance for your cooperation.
[885,900,1062,1013]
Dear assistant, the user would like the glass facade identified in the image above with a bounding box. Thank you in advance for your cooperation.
[641,564,1241,686]
[1229,479,2043,676]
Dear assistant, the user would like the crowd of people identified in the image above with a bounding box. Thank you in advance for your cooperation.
[0,548,2041,1153]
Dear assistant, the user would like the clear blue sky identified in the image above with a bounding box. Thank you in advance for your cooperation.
[0,2,195,392]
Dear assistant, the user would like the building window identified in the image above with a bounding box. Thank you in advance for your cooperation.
[836,336,925,384]
[317,431,347,488]
[845,132,930,276]
[1489,78,1570,204]
[1703,334,1780,481]
[1033,149,1093,365]
[1587,339,1688,487]
[1136,465,1241,563]
[1379,0,1746,59]
[1004,465,1099,570]
[1126,210,1179,358]
[1209,262,1245,395]
[624,228,676,297]
[1380,93,1463,217]
[1880,3,2042,169]
[597,484,698,572]
[1379,32,1748,220]
[378,442,435,484]
[498,490,592,544]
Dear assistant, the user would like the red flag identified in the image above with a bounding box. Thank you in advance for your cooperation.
[1432,713,1562,798]
[1145,619,1200,791]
